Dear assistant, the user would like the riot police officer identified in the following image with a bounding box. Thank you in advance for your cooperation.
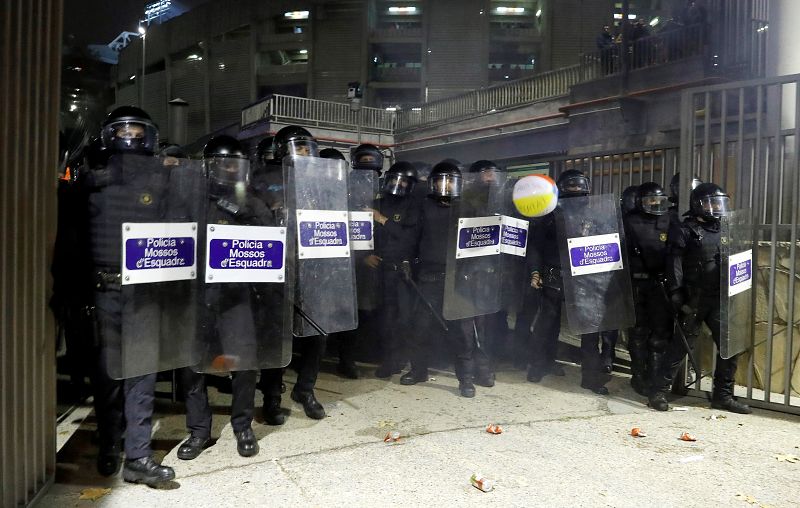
[400,160,494,398]
[528,169,609,394]
[260,125,328,420]
[351,143,385,173]
[621,184,639,216]
[83,106,175,484]
[623,182,673,409]
[664,183,752,414]
[365,161,421,378]
[178,135,267,460]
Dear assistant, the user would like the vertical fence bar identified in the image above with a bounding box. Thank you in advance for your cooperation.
[764,83,782,400]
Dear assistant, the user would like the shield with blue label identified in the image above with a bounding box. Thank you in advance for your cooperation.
[556,194,635,334]
[285,156,358,337]
[348,169,381,311]
[193,155,295,373]
[443,172,507,320]
[105,154,204,379]
[719,208,754,359]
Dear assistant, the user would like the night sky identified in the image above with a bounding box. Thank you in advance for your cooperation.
[63,0,210,47]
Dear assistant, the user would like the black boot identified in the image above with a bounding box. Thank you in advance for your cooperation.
[290,389,326,419]
[337,360,359,380]
[177,435,210,460]
[648,351,673,411]
[526,366,545,383]
[475,371,495,388]
[648,390,670,411]
[400,368,428,386]
[263,396,287,426]
[459,379,476,398]
[628,334,650,396]
[96,444,121,477]
[235,427,259,457]
[711,396,752,414]
[122,457,175,486]
[374,362,402,379]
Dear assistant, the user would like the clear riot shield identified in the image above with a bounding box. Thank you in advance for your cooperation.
[556,194,636,334]
[196,158,294,373]
[348,170,381,311]
[106,154,202,379]
[719,208,754,359]
[497,177,531,313]
[443,172,506,320]
[285,156,358,337]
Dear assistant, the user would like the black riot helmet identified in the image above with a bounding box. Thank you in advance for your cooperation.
[319,148,346,160]
[469,159,502,186]
[468,159,501,173]
[557,169,590,198]
[620,185,639,215]
[635,182,670,216]
[203,135,249,194]
[84,136,109,169]
[351,144,384,172]
[669,172,703,203]
[690,182,731,220]
[101,106,159,155]
[256,136,276,166]
[273,125,318,160]
[428,160,462,199]
[382,161,418,197]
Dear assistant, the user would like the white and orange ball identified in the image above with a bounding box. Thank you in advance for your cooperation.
[512,174,559,217]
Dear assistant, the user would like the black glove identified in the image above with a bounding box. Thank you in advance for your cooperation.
[669,288,686,313]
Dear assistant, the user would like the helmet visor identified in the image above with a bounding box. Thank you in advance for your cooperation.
[102,120,158,153]
[699,195,731,218]
[287,139,319,158]
[382,174,415,196]
[206,157,250,188]
[640,195,670,215]
[558,175,590,196]
[428,173,462,198]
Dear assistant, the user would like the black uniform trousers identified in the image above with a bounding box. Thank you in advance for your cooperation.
[184,298,258,435]
[92,289,157,460]
[377,267,414,366]
[667,292,738,398]
[407,274,490,381]
[528,285,607,383]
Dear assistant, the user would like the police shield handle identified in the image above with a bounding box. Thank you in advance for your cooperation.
[530,271,543,289]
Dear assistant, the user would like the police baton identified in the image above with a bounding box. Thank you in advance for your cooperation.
[400,261,449,332]
[293,304,329,337]
[656,280,701,383]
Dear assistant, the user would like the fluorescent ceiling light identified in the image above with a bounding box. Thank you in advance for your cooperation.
[411,107,421,111]
[299,49,308,54]
[284,10,309,20]
[385,106,397,111]
[535,9,542,17]
[649,17,659,26]
[613,13,623,19]
[495,7,525,15]
[388,6,417,14]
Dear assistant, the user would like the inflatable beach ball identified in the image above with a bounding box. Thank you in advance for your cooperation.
[512,174,559,217]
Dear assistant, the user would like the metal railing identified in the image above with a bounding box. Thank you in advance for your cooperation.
[580,23,705,80]
[242,94,396,133]
[395,64,582,131]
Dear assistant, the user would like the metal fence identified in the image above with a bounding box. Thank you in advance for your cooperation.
[241,94,396,133]
[678,74,800,413]
[551,147,681,197]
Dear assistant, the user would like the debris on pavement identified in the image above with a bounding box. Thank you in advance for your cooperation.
[630,427,647,438]
[707,414,727,421]
[679,432,697,442]
[79,488,111,501]
[774,454,799,463]
[485,424,503,435]
[677,455,704,464]
[383,431,401,443]
[470,473,495,492]
[671,406,690,412]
